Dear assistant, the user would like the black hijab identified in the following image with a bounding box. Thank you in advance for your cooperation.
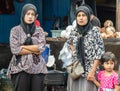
[75,6,93,70]
[20,3,37,45]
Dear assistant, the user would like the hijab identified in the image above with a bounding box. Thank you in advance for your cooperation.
[20,3,37,45]
[75,6,93,71]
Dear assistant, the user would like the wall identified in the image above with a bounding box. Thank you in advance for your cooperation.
[0,0,42,43]
[42,0,70,37]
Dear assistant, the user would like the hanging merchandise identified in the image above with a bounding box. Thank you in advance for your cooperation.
[0,0,15,14]
[16,0,24,3]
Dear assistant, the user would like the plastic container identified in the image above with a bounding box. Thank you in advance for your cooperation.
[51,30,63,38]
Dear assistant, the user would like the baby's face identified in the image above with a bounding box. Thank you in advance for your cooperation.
[102,59,114,72]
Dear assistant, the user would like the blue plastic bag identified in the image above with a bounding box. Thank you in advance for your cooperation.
[42,46,50,63]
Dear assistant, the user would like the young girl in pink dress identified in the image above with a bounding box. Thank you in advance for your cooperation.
[91,52,119,91]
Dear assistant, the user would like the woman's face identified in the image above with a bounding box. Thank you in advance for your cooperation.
[24,9,36,24]
[76,11,88,26]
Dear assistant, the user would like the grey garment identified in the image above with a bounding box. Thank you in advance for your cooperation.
[21,3,37,21]
[67,74,97,91]
[91,16,101,27]
[7,25,48,75]
[68,2,76,25]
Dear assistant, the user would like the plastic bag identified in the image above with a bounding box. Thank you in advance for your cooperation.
[42,46,50,63]
[58,42,73,68]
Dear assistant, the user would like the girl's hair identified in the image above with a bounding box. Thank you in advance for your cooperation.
[100,51,116,65]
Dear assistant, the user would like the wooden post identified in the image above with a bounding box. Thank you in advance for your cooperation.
[116,0,120,31]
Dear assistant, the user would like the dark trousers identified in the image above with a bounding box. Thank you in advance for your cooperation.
[11,71,45,91]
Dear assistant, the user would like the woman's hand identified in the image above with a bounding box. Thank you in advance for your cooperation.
[20,45,40,54]
[69,44,75,51]
[87,72,101,87]
[86,70,95,81]
[34,51,40,55]
[87,59,99,81]
[7,73,11,80]
[69,44,75,57]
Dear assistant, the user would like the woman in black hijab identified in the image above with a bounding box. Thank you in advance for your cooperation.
[67,5,105,91]
[7,3,48,91]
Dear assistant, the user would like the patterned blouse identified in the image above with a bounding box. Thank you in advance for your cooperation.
[7,25,48,75]
[67,26,105,77]
[98,70,119,89]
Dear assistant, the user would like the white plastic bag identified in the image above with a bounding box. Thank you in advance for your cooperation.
[58,42,73,68]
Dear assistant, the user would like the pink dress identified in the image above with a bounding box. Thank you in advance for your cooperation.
[97,70,119,91]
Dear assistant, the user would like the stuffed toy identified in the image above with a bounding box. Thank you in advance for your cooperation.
[114,32,120,38]
[101,20,116,38]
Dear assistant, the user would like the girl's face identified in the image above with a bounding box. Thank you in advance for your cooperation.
[76,12,88,26]
[24,9,36,24]
[102,59,114,72]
